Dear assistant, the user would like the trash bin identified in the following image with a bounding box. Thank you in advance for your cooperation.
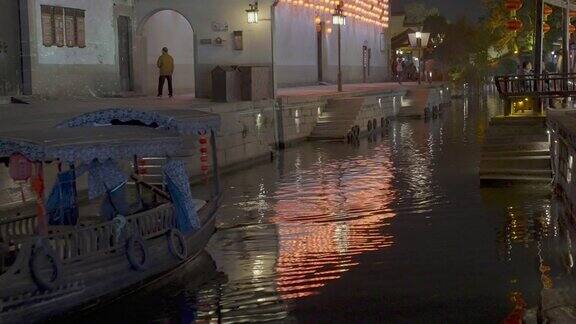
[239,66,271,101]
[211,66,241,102]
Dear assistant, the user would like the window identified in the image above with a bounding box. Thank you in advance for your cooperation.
[41,5,86,48]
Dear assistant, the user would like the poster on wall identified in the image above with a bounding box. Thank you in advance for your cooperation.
[41,5,54,46]
[75,9,86,48]
[54,6,65,47]
[64,8,76,47]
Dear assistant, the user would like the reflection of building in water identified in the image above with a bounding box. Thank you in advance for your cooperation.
[272,147,397,300]
[496,202,554,261]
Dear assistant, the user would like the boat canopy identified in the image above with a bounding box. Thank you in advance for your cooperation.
[56,108,221,135]
[0,126,183,163]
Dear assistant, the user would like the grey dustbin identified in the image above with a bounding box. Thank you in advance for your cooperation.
[238,66,271,101]
[211,65,241,102]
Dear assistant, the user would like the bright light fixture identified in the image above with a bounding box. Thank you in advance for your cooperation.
[246,1,259,24]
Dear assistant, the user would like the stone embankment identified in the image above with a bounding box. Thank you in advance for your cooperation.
[0,83,450,209]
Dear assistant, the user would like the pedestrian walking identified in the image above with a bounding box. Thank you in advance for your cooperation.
[396,58,404,84]
[157,47,174,98]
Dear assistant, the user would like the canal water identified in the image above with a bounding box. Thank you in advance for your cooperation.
[87,93,565,323]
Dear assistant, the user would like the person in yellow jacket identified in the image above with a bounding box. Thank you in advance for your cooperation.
[157,47,174,97]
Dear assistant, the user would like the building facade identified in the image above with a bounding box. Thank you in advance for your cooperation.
[5,0,390,98]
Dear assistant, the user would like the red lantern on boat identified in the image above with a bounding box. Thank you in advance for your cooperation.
[9,154,32,181]
[506,18,523,32]
[543,22,551,33]
[544,5,553,17]
[198,132,209,184]
[504,0,523,12]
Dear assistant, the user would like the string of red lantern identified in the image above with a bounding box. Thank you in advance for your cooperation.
[199,132,210,185]
[504,0,523,32]
[543,5,552,34]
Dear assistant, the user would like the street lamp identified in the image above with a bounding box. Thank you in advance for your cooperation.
[333,1,346,92]
[246,1,259,24]
[408,31,430,84]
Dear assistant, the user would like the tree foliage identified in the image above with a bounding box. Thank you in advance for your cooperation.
[404,1,439,26]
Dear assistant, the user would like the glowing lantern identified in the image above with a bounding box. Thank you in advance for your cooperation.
[198,132,210,184]
[543,22,551,33]
[506,18,523,32]
[246,1,259,24]
[544,5,553,17]
[571,24,576,34]
[504,0,523,12]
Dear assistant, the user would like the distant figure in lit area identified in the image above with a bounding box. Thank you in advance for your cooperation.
[395,58,404,84]
[157,47,174,98]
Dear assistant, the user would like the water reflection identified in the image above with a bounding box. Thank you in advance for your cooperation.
[56,92,574,322]
[273,145,396,300]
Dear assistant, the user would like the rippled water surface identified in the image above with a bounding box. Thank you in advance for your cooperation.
[87,93,570,323]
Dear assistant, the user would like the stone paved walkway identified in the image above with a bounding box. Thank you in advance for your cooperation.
[0,82,438,132]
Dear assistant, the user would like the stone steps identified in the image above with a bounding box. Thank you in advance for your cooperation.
[480,174,552,183]
[482,149,550,158]
[480,116,551,185]
[480,155,551,170]
[397,89,431,118]
[482,141,550,153]
[309,97,364,140]
[484,134,548,144]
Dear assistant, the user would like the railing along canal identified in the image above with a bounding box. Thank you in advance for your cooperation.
[495,73,576,98]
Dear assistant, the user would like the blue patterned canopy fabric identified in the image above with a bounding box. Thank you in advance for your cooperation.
[0,126,183,162]
[56,108,221,135]
[87,159,128,200]
[163,160,199,232]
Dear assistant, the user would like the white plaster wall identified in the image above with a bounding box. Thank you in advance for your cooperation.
[135,0,276,98]
[34,0,116,65]
[274,3,390,87]
[142,10,195,95]
[26,0,128,96]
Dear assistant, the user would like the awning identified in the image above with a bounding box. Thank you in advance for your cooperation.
[0,126,183,163]
[56,108,221,135]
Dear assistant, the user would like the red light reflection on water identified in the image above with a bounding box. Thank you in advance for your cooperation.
[272,153,397,300]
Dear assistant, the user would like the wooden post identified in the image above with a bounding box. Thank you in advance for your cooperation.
[210,130,221,197]
[69,163,79,224]
[535,0,544,113]
[132,155,142,197]
[534,0,544,77]
[563,3,571,108]
[337,22,342,92]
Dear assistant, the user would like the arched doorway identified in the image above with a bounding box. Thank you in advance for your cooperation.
[135,10,195,97]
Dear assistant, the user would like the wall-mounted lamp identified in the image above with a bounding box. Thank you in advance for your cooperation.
[246,1,259,24]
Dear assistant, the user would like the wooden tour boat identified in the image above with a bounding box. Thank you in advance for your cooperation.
[0,109,221,323]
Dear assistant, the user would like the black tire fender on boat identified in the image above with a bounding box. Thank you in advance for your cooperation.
[29,240,62,291]
[126,236,149,271]
[167,229,188,261]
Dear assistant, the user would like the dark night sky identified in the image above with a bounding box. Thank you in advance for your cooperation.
[391,0,487,22]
